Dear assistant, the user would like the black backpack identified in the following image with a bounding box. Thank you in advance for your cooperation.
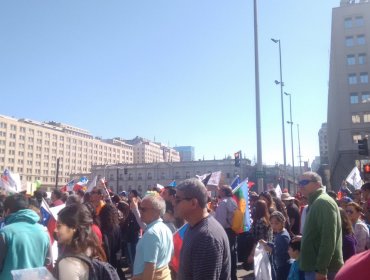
[56,254,120,280]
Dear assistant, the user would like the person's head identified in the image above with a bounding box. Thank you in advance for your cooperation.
[129,189,139,201]
[65,194,81,206]
[51,189,63,202]
[259,191,273,209]
[139,195,166,224]
[254,199,270,224]
[288,240,301,260]
[345,202,363,224]
[352,189,362,203]
[361,182,370,201]
[269,190,277,198]
[173,178,208,220]
[99,203,119,232]
[298,172,322,197]
[90,188,105,204]
[339,207,354,236]
[161,186,176,202]
[270,211,285,233]
[338,196,353,208]
[56,204,105,260]
[3,194,29,216]
[218,185,233,199]
[111,194,121,205]
[281,193,295,206]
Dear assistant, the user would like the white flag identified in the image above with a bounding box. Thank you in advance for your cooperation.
[86,176,98,193]
[275,184,282,199]
[207,171,222,186]
[346,166,363,190]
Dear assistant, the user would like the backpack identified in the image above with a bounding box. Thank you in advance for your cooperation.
[56,254,120,280]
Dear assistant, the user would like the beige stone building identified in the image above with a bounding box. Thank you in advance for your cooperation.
[125,136,180,164]
[328,0,370,188]
[0,114,134,188]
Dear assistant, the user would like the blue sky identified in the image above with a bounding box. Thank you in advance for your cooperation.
[0,0,339,166]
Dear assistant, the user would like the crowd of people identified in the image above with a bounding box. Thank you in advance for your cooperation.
[0,171,369,280]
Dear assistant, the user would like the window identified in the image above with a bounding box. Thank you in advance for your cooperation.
[351,92,359,104]
[359,53,366,65]
[347,55,356,65]
[346,36,354,47]
[355,16,364,27]
[362,92,370,103]
[364,113,370,123]
[344,18,352,28]
[352,114,361,123]
[360,73,368,84]
[348,74,357,84]
[357,35,366,45]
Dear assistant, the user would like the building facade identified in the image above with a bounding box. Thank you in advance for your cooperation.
[174,146,195,161]
[318,123,329,165]
[327,0,370,188]
[0,114,134,188]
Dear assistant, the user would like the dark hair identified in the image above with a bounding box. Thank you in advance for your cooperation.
[65,194,81,206]
[99,204,119,232]
[164,187,176,197]
[339,208,354,235]
[270,211,286,224]
[176,178,208,209]
[58,204,106,260]
[327,191,337,200]
[111,195,121,204]
[220,185,233,197]
[4,194,29,213]
[289,240,301,252]
[53,189,63,199]
[83,202,100,227]
[361,182,370,192]
[259,191,274,210]
[254,200,270,226]
[130,190,139,198]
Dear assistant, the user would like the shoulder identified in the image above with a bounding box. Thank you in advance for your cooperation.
[58,257,89,278]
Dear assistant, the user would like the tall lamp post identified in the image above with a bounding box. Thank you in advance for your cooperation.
[254,0,263,193]
[284,92,295,183]
[297,124,303,175]
[271,38,287,191]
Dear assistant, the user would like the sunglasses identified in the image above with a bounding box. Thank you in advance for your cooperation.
[298,179,315,187]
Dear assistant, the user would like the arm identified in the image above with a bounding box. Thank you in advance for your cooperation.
[130,200,147,231]
[142,262,155,280]
[0,234,6,272]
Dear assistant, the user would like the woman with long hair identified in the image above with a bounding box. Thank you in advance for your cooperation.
[346,202,369,253]
[259,191,276,214]
[339,208,356,262]
[99,204,126,279]
[55,204,106,280]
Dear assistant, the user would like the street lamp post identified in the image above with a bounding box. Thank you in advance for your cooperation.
[254,0,264,193]
[271,38,287,191]
[297,124,303,175]
[284,92,295,183]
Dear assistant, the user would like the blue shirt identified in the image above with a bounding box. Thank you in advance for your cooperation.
[288,260,304,280]
[133,218,173,276]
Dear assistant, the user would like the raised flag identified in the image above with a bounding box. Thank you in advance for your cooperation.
[346,166,363,190]
[207,171,222,186]
[231,179,252,233]
[0,169,21,193]
[230,175,240,190]
[40,199,64,243]
[275,184,282,199]
[86,176,98,193]
[170,223,189,273]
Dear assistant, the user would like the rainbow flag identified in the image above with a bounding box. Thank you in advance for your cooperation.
[231,179,252,233]
[170,223,189,272]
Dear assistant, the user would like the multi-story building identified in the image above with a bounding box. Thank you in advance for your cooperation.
[174,146,195,161]
[318,123,329,165]
[327,0,370,188]
[0,114,134,188]
[125,136,180,164]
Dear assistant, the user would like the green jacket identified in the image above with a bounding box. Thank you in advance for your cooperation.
[0,209,50,280]
[300,188,343,275]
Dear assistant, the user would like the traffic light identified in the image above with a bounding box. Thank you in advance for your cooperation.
[364,163,370,174]
[234,151,241,167]
[358,139,369,156]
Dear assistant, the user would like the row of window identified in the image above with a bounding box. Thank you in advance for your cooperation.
[348,73,369,84]
[350,92,370,103]
[344,16,364,29]
[351,112,370,123]
[347,53,367,65]
[346,35,366,47]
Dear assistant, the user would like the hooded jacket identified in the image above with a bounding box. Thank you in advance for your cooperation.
[0,209,50,280]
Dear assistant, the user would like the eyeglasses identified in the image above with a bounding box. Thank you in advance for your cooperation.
[174,196,193,204]
[298,179,315,187]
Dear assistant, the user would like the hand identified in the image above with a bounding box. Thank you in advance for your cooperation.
[130,197,139,210]
[292,235,302,242]
[315,272,327,280]
[258,239,267,246]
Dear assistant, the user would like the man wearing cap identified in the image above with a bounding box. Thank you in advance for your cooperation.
[281,193,300,236]
[297,172,343,280]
